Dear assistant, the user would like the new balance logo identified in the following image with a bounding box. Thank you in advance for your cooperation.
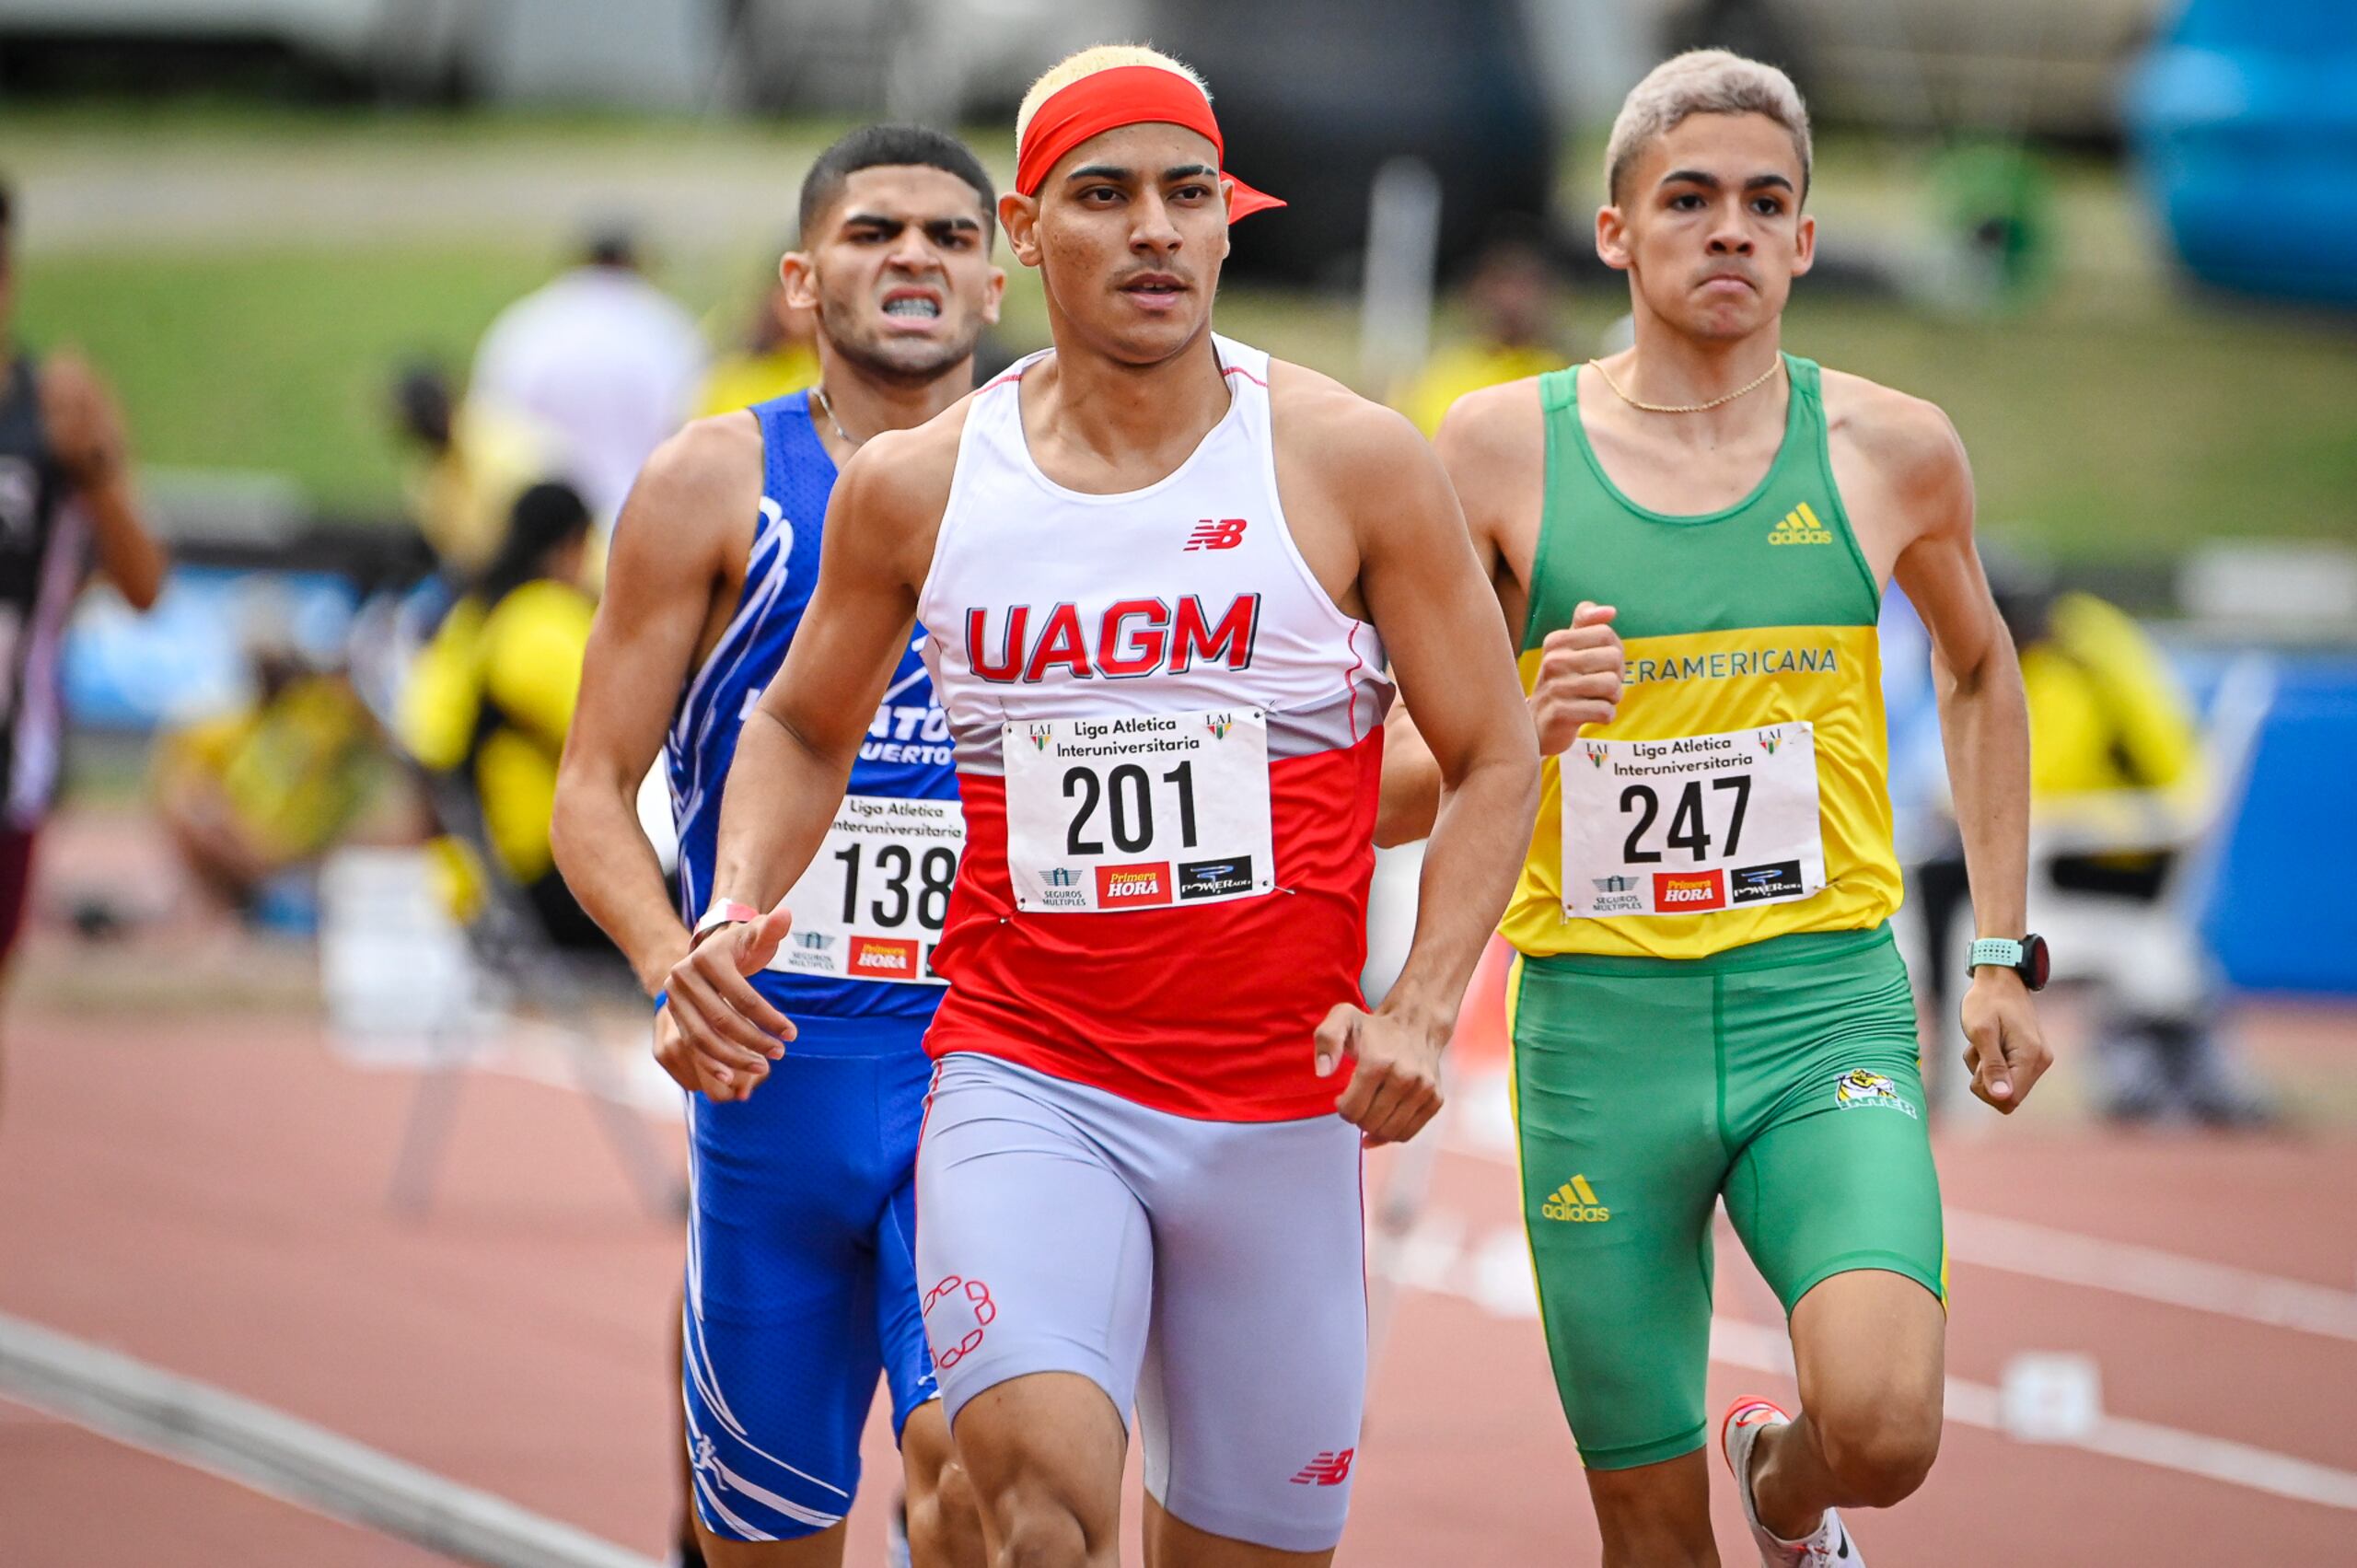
[1289,1448,1355,1486]
[1184,517,1248,551]
[1541,1175,1611,1222]
[1769,502,1834,546]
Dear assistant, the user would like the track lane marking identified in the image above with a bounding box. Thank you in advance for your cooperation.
[1379,1209,2357,1515]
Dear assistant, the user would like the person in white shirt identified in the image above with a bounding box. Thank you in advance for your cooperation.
[470,227,709,521]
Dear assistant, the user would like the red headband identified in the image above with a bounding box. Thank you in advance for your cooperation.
[1016,64,1284,220]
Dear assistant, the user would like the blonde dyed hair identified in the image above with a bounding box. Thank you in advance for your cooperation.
[1016,43,1210,145]
[1604,50,1812,204]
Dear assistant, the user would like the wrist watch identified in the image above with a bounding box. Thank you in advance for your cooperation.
[1968,934,2049,992]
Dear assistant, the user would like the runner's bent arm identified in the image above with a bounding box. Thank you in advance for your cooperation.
[552,417,753,996]
[1355,413,1538,1029]
[42,353,167,610]
[1379,384,1620,846]
[665,423,949,1066]
[1887,406,2049,1112]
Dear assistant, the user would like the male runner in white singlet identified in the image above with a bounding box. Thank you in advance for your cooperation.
[665,45,1540,1568]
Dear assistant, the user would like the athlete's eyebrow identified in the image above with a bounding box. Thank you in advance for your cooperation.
[1743,173,1796,193]
[1163,164,1217,182]
[841,212,906,232]
[1658,168,1720,191]
[1064,164,1132,183]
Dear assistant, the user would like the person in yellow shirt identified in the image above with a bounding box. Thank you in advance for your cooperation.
[1916,574,2267,1123]
[390,365,567,583]
[400,481,603,950]
[1392,234,1568,436]
[155,649,380,916]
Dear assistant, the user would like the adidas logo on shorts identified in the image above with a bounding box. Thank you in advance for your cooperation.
[1541,1175,1611,1223]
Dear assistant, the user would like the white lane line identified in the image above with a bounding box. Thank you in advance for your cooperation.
[1382,1212,2357,1515]
[1441,1073,2357,1343]
[0,1310,661,1568]
[1944,1211,2357,1343]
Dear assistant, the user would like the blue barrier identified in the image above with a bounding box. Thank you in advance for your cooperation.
[2187,652,2357,995]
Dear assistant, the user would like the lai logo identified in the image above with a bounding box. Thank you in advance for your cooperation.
[1026,724,1054,751]
[1583,742,1608,769]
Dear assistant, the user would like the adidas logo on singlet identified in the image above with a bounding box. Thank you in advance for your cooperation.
[1769,503,1834,546]
[1541,1175,1611,1223]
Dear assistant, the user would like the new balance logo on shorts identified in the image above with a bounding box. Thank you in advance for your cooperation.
[1184,517,1248,551]
[1288,1448,1354,1486]
[1541,1175,1611,1222]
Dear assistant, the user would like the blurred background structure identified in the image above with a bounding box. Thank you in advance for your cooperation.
[1,1,2352,1564]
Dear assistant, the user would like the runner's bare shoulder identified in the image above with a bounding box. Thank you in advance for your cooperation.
[829,400,972,585]
[624,411,764,540]
[1432,377,1546,515]
[1817,367,1969,504]
[1265,358,1447,509]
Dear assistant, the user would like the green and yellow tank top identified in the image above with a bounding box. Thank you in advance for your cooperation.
[1501,354,1901,961]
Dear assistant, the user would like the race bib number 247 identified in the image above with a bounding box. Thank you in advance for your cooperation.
[1561,721,1826,919]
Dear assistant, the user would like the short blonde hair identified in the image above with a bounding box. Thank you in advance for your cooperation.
[1016,43,1209,146]
[1605,50,1812,204]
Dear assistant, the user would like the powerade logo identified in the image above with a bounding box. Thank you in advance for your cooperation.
[1177,856,1254,900]
[1731,861,1803,902]
[1653,870,1726,912]
[1097,863,1171,908]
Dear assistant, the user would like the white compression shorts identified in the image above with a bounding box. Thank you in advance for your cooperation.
[915,1052,1368,1553]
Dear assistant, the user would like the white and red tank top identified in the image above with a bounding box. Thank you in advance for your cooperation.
[918,337,1393,1121]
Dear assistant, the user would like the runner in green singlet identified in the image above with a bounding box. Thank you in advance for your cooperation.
[1381,51,2053,1568]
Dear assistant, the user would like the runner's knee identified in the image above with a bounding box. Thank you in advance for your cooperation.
[1812,1396,1940,1507]
[993,1487,1094,1568]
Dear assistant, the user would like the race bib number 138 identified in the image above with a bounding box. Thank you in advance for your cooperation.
[772,795,963,984]
[1561,721,1826,919]
[1004,709,1275,913]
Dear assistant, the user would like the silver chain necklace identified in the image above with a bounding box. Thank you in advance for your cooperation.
[809,384,865,451]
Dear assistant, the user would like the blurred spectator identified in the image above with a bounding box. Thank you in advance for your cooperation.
[1912,569,2271,1125]
[398,482,606,953]
[0,175,168,1071]
[694,265,819,417]
[1394,234,1568,436]
[469,227,707,521]
[153,645,380,919]
[389,363,565,584]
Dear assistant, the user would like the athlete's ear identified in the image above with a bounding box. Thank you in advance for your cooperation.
[1791,211,1817,279]
[1000,191,1044,270]
[779,250,819,313]
[1596,203,1633,273]
[982,263,1008,327]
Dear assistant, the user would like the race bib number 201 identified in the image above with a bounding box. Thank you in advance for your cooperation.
[1004,709,1274,913]
[1561,721,1826,919]
[772,795,964,984]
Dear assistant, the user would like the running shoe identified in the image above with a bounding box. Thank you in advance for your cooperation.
[1720,1397,1863,1566]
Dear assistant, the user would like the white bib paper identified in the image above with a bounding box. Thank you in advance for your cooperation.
[1560,721,1826,919]
[770,794,964,984]
[1003,708,1275,913]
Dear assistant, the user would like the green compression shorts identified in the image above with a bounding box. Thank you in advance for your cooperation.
[1507,923,1945,1471]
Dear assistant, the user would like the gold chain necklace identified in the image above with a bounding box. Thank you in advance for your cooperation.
[809,384,866,451]
[1589,354,1783,414]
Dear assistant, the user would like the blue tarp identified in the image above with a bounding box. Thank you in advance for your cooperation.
[2126,0,2357,307]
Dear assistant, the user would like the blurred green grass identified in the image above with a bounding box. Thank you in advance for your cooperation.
[12,108,2356,558]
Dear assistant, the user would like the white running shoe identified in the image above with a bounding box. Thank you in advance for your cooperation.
[885,1490,912,1568]
[1719,1397,1864,1567]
